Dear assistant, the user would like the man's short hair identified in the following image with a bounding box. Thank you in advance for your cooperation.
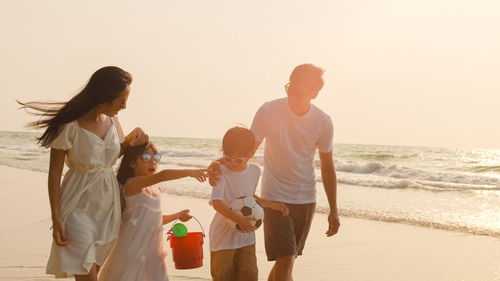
[289,64,325,93]
[222,127,256,156]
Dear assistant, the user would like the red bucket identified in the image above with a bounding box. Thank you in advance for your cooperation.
[168,217,205,269]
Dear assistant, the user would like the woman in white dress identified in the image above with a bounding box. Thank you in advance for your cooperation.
[18,66,149,281]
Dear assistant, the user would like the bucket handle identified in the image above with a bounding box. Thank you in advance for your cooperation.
[167,215,205,240]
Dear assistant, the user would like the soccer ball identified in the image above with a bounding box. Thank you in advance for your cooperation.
[228,196,264,231]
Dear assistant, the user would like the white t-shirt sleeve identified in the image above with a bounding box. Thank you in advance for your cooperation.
[210,177,227,204]
[250,103,268,142]
[317,116,334,153]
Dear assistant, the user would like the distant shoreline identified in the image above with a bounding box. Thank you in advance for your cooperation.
[2,130,500,150]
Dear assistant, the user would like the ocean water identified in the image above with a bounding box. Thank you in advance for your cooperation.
[1,131,499,238]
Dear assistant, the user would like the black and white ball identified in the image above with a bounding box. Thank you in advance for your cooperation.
[228,196,264,231]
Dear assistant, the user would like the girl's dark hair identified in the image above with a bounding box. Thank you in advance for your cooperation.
[18,66,132,147]
[117,144,147,186]
[222,127,255,156]
[116,143,159,186]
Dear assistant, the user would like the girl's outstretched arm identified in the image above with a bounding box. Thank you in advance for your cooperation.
[124,169,207,197]
[163,209,192,225]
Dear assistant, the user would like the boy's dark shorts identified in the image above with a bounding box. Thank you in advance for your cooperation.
[263,202,316,261]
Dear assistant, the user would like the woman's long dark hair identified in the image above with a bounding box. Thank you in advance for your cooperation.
[18,66,132,147]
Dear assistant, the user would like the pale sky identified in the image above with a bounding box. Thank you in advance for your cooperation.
[1,0,499,149]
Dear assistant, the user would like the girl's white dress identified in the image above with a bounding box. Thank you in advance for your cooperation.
[46,117,124,277]
[98,185,169,281]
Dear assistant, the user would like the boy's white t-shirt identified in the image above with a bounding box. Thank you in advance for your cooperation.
[209,164,261,252]
[250,97,334,204]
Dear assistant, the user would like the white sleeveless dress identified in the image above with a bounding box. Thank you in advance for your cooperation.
[46,117,124,278]
[98,185,169,281]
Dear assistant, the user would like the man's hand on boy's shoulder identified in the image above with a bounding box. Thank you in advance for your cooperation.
[207,159,223,187]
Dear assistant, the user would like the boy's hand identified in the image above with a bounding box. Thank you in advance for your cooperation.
[268,201,289,216]
[190,169,208,182]
[207,160,222,187]
[178,209,192,222]
[236,215,257,233]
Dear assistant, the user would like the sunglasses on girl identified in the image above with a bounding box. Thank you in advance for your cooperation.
[141,153,161,163]
[223,154,246,164]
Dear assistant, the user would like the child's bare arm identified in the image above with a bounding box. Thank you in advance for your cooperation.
[163,209,192,225]
[254,195,289,216]
[124,169,207,196]
[212,200,256,232]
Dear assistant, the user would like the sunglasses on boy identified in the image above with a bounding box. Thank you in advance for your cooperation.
[141,153,161,163]
[223,154,246,164]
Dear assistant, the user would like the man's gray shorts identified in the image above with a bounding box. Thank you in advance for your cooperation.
[263,202,316,261]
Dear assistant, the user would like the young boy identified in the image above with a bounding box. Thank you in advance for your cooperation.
[209,127,289,281]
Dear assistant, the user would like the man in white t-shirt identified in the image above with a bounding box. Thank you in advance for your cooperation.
[250,64,339,281]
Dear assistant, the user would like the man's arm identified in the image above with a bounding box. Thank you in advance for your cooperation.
[319,151,340,237]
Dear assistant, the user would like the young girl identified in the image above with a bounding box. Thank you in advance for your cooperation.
[98,143,207,281]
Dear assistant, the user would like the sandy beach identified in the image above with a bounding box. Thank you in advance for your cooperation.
[0,165,499,281]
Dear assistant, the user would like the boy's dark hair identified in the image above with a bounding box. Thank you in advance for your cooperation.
[222,127,255,157]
